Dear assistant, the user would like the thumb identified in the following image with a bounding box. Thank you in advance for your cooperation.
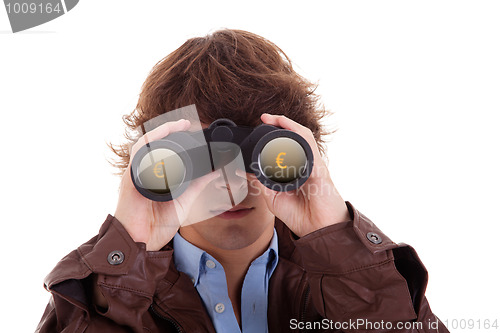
[172,170,221,222]
[252,176,278,212]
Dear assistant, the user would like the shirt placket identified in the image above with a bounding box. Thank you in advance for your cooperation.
[198,253,241,333]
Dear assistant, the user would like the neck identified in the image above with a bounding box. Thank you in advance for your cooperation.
[179,221,275,328]
[179,222,275,270]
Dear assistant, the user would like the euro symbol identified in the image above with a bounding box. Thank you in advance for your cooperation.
[153,161,165,178]
[276,152,287,169]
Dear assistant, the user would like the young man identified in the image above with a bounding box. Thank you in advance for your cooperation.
[37,29,449,332]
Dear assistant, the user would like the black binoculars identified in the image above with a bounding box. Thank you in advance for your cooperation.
[130,118,314,202]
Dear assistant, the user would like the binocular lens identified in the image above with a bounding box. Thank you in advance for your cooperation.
[137,148,186,194]
[258,137,307,183]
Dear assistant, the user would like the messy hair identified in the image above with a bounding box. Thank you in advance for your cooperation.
[109,29,333,174]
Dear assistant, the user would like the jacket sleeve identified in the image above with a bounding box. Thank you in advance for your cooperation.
[36,215,173,333]
[292,201,449,333]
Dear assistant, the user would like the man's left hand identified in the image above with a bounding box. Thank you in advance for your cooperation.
[254,113,351,237]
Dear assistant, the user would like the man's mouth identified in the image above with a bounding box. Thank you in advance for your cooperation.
[210,205,254,219]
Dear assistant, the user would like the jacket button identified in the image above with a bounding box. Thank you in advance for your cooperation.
[107,250,124,265]
[366,232,382,244]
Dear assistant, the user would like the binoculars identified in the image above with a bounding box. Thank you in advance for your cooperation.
[130,118,314,202]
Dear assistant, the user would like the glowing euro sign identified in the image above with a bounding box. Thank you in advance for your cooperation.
[276,152,287,169]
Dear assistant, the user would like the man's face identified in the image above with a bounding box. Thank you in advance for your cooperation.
[178,122,275,250]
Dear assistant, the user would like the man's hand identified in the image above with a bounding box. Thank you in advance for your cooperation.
[114,119,219,251]
[254,113,351,237]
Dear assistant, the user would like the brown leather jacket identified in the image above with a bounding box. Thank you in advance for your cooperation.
[36,202,449,332]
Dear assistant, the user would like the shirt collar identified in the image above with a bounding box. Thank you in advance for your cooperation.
[173,231,206,286]
[173,228,279,286]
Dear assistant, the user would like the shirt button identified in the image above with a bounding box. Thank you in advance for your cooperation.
[215,303,225,313]
[191,277,196,284]
[205,260,216,269]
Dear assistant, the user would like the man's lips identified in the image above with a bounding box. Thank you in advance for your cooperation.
[210,204,253,213]
[210,205,255,219]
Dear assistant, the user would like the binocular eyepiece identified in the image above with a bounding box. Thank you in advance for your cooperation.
[130,118,314,202]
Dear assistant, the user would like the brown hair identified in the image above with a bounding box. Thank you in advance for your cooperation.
[110,29,333,174]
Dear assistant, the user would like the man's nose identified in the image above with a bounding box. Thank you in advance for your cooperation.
[212,167,248,191]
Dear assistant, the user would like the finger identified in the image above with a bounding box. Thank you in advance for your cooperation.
[131,119,191,158]
[141,119,191,144]
[246,172,273,198]
[260,113,308,133]
[173,170,226,226]
[261,113,322,165]
[260,113,318,153]
[173,170,221,208]
[234,167,249,180]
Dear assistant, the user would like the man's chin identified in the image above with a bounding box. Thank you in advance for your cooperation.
[190,220,264,250]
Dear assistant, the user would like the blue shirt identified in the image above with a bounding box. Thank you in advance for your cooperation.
[173,229,279,333]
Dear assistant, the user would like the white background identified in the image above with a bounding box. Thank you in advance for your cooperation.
[1,1,499,332]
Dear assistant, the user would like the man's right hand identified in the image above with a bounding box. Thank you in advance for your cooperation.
[113,119,219,251]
